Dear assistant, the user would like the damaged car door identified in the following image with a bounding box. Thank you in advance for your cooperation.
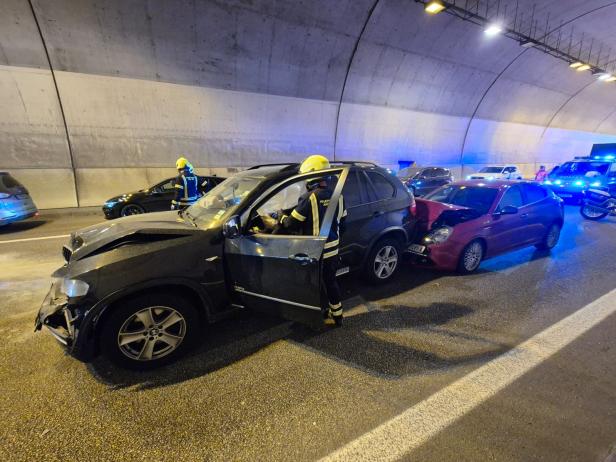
[223,167,349,325]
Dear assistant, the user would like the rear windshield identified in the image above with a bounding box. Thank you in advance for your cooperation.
[424,185,499,215]
[479,167,504,173]
[556,162,610,176]
[0,174,26,194]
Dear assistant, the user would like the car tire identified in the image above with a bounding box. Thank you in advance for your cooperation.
[580,204,608,221]
[120,204,145,217]
[457,240,484,274]
[364,237,403,284]
[535,223,561,250]
[100,292,200,370]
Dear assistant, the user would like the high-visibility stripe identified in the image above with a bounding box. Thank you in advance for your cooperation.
[182,176,188,200]
[329,302,342,309]
[174,184,182,189]
[324,239,339,249]
[338,196,346,221]
[323,248,339,259]
[291,209,306,222]
[310,194,319,235]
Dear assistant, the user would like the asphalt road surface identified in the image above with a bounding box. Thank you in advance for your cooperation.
[1,206,615,462]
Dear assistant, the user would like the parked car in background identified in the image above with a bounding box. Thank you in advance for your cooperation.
[0,172,38,226]
[409,180,563,273]
[397,166,453,196]
[544,155,616,202]
[102,176,225,219]
[467,165,523,181]
[36,162,417,368]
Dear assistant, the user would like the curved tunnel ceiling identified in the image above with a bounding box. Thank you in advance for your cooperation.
[2,0,616,207]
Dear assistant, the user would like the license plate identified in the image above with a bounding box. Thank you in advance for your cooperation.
[409,244,426,254]
[335,266,350,277]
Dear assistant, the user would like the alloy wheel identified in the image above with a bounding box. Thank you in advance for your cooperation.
[117,306,186,361]
[121,204,144,216]
[373,245,399,279]
[463,242,483,272]
[582,205,606,219]
[546,225,560,248]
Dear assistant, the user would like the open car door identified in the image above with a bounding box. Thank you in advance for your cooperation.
[224,167,349,325]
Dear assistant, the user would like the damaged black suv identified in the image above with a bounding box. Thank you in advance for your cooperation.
[35,162,416,368]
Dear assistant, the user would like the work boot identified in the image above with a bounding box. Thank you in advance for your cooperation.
[333,315,343,327]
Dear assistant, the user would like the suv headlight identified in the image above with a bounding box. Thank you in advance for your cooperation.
[423,226,453,244]
[61,279,89,298]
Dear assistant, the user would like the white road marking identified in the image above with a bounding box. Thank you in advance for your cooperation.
[0,234,69,245]
[321,288,616,462]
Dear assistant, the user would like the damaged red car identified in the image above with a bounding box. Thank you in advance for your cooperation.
[408,181,564,273]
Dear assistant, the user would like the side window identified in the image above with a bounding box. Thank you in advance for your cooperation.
[434,168,447,177]
[503,167,514,173]
[498,185,524,210]
[366,171,395,201]
[161,180,175,191]
[523,184,547,204]
[422,168,437,178]
[342,171,363,208]
[256,181,304,217]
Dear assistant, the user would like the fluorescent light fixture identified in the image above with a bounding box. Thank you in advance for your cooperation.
[425,1,446,14]
[606,76,616,82]
[485,24,503,36]
[576,64,591,71]
[597,73,612,81]
[569,62,583,69]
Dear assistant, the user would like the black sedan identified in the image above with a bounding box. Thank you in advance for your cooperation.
[397,166,453,196]
[102,176,225,219]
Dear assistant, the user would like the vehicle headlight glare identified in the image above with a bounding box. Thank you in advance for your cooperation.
[423,226,453,244]
[590,181,602,187]
[61,279,89,298]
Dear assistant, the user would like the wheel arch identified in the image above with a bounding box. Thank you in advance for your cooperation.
[361,227,408,267]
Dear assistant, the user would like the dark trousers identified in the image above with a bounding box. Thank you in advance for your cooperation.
[323,256,343,318]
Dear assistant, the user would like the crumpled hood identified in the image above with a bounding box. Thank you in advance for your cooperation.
[415,199,480,231]
[67,211,199,261]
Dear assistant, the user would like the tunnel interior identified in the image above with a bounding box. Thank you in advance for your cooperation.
[2,0,616,208]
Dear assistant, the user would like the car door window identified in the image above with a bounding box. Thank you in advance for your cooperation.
[433,168,447,178]
[342,170,363,208]
[497,185,524,211]
[366,171,395,201]
[256,180,305,217]
[522,184,547,204]
[161,180,175,191]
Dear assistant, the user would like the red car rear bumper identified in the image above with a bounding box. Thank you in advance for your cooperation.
[410,241,463,271]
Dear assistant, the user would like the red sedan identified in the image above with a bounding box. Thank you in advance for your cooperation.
[409,180,564,273]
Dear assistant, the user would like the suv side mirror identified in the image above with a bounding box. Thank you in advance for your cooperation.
[223,215,241,238]
[496,205,518,216]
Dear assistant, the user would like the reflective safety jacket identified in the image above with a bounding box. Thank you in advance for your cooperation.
[172,173,200,207]
[280,186,347,259]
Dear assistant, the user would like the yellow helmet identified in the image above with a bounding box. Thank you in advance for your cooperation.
[299,154,330,174]
[176,157,190,170]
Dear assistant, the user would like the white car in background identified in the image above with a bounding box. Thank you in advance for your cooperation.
[467,165,523,180]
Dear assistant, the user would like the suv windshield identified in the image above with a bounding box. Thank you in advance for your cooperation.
[187,174,263,229]
[556,161,610,177]
[424,185,498,215]
[479,167,504,173]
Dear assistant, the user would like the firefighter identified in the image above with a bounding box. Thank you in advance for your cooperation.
[278,155,347,326]
[171,157,201,210]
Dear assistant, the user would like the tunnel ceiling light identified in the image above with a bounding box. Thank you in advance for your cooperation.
[569,61,583,69]
[485,24,503,37]
[605,76,616,82]
[425,1,446,14]
[597,73,612,81]
[576,64,591,71]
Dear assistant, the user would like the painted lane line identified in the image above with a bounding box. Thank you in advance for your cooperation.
[0,234,69,245]
[321,288,616,462]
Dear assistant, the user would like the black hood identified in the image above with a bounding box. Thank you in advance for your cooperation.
[67,211,200,261]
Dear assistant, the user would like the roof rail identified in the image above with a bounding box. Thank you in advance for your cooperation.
[330,160,378,167]
[247,163,299,170]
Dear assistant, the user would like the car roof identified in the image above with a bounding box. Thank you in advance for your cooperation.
[452,179,534,189]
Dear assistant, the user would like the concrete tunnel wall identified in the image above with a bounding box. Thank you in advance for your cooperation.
[2,0,616,208]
